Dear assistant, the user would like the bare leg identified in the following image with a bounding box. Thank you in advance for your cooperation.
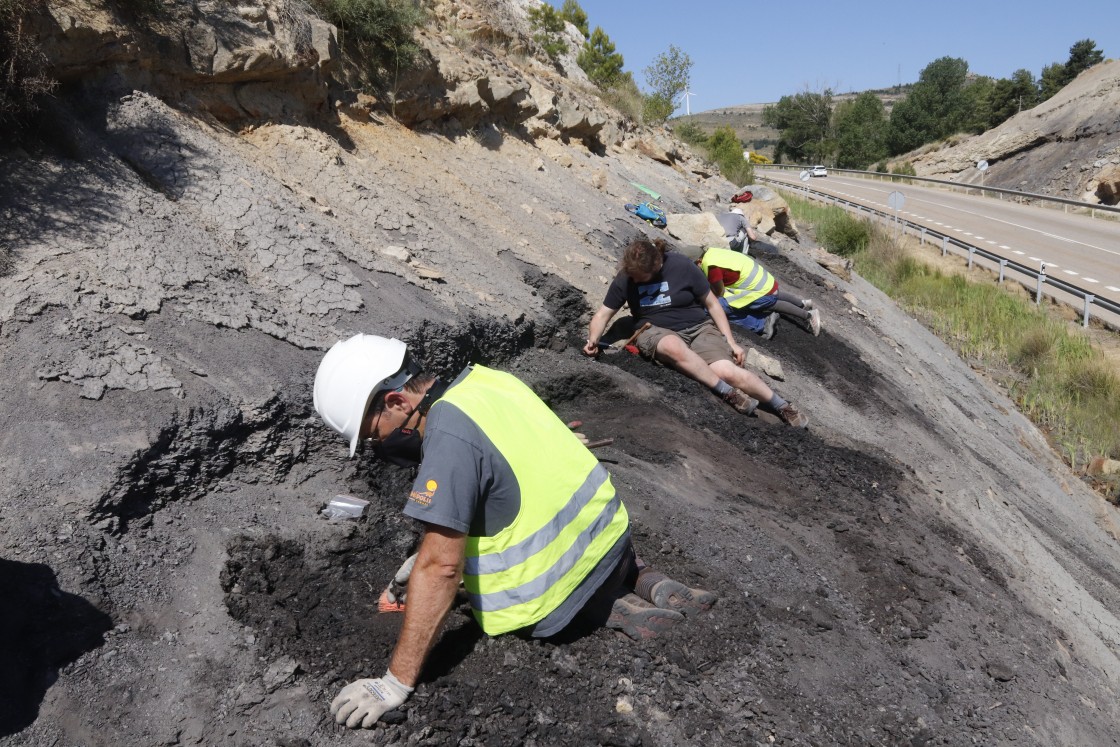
[708,358,774,402]
[653,334,722,388]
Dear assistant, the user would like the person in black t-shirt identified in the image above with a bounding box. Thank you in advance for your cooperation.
[583,237,809,428]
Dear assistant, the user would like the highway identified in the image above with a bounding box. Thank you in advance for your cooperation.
[758,169,1120,328]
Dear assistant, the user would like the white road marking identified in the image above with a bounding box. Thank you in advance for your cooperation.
[1107,286,1120,292]
[1029,256,1041,262]
[1063,270,1078,276]
[1012,250,1024,255]
[907,193,1120,260]
[1000,245,1011,249]
[974,235,984,240]
[1084,278,1099,283]
[986,240,997,245]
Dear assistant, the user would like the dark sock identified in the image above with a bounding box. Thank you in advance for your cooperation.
[711,380,733,397]
[767,394,788,412]
[634,569,667,603]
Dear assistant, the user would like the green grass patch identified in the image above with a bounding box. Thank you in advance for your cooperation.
[784,192,1120,469]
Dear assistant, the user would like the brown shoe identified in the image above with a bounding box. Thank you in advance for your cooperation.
[606,593,684,640]
[778,403,809,428]
[647,579,717,617]
[721,387,758,415]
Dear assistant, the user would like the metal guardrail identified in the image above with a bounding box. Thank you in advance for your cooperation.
[765,178,1120,329]
[761,165,1120,220]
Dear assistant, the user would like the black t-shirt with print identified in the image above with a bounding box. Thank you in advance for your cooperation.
[602,252,711,331]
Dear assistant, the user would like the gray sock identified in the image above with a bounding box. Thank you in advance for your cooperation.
[768,394,787,412]
[712,380,733,397]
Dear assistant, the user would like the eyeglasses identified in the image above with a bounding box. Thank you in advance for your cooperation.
[361,394,388,445]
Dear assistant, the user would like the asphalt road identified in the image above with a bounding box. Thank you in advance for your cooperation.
[759,169,1120,328]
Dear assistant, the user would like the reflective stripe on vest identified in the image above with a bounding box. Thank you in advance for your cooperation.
[701,247,775,308]
[438,366,629,635]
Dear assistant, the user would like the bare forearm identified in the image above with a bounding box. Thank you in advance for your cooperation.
[387,536,464,686]
[705,294,735,343]
[587,306,616,345]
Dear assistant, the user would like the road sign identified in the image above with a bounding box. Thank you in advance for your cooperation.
[977,160,989,171]
[887,191,905,210]
[799,170,810,182]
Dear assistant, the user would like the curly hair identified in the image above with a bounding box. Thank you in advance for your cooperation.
[619,237,670,278]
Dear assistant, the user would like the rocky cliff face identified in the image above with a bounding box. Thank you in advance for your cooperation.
[3,3,1120,746]
[903,59,1120,203]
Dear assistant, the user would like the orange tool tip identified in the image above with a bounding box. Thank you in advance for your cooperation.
[377,589,406,614]
[624,344,639,355]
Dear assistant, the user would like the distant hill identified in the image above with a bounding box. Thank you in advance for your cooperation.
[671,85,911,159]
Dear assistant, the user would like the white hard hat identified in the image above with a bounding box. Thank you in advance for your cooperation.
[730,208,744,215]
[313,334,412,457]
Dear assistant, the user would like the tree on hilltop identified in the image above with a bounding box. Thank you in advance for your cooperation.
[763,89,834,164]
[527,3,569,62]
[577,26,624,88]
[1066,39,1105,79]
[986,68,1038,127]
[887,56,970,154]
[642,45,692,123]
[559,0,589,39]
[832,92,887,169]
[1040,38,1104,99]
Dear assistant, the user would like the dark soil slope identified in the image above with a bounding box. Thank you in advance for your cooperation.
[2,6,1119,747]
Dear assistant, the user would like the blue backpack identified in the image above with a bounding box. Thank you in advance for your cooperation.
[625,201,667,229]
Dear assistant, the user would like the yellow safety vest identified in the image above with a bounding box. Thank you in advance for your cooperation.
[700,247,775,308]
[437,366,629,635]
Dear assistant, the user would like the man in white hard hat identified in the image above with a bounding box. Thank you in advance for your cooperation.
[313,334,716,729]
[716,207,758,253]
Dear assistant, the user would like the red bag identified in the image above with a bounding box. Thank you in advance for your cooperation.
[731,189,753,203]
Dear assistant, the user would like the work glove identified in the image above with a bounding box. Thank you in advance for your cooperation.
[385,553,417,606]
[330,671,414,729]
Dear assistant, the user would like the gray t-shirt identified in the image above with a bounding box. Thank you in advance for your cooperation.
[402,368,627,637]
[716,211,747,237]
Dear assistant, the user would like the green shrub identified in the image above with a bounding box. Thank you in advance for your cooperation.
[1012,327,1056,374]
[705,125,753,185]
[310,0,424,83]
[815,211,872,257]
[641,92,673,124]
[890,160,917,176]
[0,0,56,127]
[672,120,707,145]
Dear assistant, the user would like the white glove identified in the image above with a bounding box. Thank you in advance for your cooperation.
[385,553,418,605]
[330,671,414,728]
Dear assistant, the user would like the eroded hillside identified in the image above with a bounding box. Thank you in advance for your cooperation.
[2,2,1119,746]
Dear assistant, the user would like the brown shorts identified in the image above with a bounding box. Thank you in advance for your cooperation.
[635,320,733,364]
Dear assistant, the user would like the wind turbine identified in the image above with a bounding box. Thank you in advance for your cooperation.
[683,89,695,116]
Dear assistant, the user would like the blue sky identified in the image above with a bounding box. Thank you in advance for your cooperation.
[570,0,1119,114]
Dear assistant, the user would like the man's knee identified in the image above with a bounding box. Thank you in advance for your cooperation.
[708,358,738,378]
[654,334,689,361]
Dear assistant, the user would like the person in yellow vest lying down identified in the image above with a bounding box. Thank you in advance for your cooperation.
[313,334,715,729]
[679,245,822,341]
